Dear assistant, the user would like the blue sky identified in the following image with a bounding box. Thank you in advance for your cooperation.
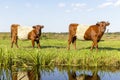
[0,0,120,32]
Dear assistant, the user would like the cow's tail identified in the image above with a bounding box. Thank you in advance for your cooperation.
[11,25,13,38]
[11,24,13,38]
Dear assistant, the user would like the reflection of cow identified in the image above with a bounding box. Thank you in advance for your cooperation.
[67,70,100,80]
[12,68,41,80]
[76,72,100,80]
[67,70,77,80]
[68,21,110,51]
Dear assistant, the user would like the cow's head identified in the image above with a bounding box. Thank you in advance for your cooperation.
[96,21,110,32]
[33,25,44,35]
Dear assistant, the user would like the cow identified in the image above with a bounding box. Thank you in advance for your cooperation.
[68,21,110,51]
[11,24,44,48]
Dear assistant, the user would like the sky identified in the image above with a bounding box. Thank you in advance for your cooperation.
[0,0,120,32]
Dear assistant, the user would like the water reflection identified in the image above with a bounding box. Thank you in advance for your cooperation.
[75,71,100,80]
[12,66,41,80]
[0,66,120,80]
[66,67,100,80]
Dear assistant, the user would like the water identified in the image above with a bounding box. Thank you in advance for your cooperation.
[0,66,120,80]
[41,67,120,80]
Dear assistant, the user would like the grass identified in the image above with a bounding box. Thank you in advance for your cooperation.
[0,32,120,68]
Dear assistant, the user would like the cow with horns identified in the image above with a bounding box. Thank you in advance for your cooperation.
[68,21,110,51]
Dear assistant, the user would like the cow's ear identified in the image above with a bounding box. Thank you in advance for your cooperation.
[33,26,36,29]
[106,22,110,26]
[41,26,44,29]
[96,22,100,26]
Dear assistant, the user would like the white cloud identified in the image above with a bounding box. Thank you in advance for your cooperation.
[98,0,120,8]
[98,2,113,8]
[70,3,87,12]
[114,0,120,7]
[58,3,66,8]
[71,3,86,8]
[59,1,120,13]
[58,2,87,13]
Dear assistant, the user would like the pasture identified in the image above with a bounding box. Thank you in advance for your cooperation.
[0,32,120,68]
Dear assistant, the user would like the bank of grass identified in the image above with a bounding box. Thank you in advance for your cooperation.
[0,32,120,68]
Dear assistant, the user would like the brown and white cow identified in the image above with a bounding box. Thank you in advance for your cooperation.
[68,21,110,51]
[11,24,44,48]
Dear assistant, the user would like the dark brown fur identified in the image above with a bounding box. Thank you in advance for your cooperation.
[11,24,44,48]
[68,21,110,51]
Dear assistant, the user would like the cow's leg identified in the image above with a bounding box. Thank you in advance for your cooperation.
[14,36,19,48]
[31,40,35,48]
[90,42,94,51]
[95,42,98,51]
[36,40,40,48]
[11,36,18,48]
[92,38,98,51]
[91,37,96,51]
[95,38,99,51]
[72,36,77,50]
[73,41,76,50]
[11,34,15,48]
[11,38,14,48]
[15,40,19,48]
[68,36,72,50]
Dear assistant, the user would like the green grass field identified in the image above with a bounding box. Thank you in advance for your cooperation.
[0,32,120,68]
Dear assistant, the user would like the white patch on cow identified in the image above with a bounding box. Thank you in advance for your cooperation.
[18,26,33,40]
[76,24,89,40]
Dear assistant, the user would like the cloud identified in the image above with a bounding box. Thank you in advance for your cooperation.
[58,3,66,8]
[114,0,120,7]
[70,3,87,11]
[98,0,120,8]
[71,3,86,8]
[98,2,113,8]
[59,1,119,13]
[58,2,87,13]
